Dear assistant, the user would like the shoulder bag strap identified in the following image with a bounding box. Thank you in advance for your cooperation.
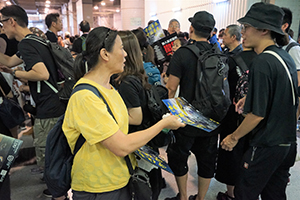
[71,83,116,155]
[263,50,296,106]
[231,54,248,75]
[286,42,300,53]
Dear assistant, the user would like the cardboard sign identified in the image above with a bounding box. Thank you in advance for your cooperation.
[144,20,165,45]
[152,33,178,63]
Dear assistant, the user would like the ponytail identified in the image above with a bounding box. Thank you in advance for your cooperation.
[271,31,289,46]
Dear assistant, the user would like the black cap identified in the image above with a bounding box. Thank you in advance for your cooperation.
[238,2,285,35]
[188,11,215,32]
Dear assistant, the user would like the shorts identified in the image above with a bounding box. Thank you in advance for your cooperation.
[167,130,218,178]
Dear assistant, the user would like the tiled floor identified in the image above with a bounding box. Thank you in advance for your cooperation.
[9,134,300,200]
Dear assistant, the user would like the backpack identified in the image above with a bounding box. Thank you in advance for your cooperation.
[143,62,161,85]
[183,43,231,122]
[231,54,249,103]
[24,35,76,103]
[44,83,112,198]
[81,35,87,52]
[286,41,300,53]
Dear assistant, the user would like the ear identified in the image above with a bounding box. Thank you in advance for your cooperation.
[99,48,109,62]
[281,23,289,32]
[261,29,270,36]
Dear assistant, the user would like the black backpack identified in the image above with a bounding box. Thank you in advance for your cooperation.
[183,43,231,122]
[24,35,76,103]
[44,83,112,198]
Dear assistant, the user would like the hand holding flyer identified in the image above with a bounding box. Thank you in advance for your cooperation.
[162,97,220,132]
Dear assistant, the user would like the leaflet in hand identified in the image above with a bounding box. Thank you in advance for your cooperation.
[162,97,219,132]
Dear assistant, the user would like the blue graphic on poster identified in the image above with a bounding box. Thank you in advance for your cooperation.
[134,145,173,174]
[144,20,165,45]
[162,97,220,132]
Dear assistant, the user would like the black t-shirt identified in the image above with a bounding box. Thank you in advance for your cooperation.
[244,45,297,147]
[167,41,215,137]
[117,76,152,133]
[0,33,18,56]
[17,34,65,119]
[46,31,57,43]
[71,34,88,54]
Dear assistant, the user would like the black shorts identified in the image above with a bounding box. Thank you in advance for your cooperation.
[235,143,296,200]
[166,130,218,178]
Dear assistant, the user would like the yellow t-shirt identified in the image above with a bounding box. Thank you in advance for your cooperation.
[62,78,135,193]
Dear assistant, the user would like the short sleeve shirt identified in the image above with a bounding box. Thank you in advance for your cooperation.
[63,78,135,193]
[17,34,65,118]
[244,45,297,146]
[45,31,57,43]
[167,41,215,137]
[117,76,152,133]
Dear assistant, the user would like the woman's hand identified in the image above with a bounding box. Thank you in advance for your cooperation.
[162,115,186,130]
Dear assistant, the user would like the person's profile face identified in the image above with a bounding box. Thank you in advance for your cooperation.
[172,39,181,52]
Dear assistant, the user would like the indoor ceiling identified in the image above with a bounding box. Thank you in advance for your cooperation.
[10,0,120,15]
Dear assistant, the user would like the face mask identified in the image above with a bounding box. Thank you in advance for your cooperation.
[219,39,223,44]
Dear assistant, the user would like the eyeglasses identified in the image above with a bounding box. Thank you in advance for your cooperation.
[241,24,251,31]
[0,18,16,26]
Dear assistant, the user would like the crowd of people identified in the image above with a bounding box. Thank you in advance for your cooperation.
[0,2,299,200]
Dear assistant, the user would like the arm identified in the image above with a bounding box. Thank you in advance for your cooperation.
[166,74,180,98]
[0,38,7,54]
[14,62,49,81]
[221,112,263,151]
[101,115,185,157]
[128,107,143,125]
[0,53,23,68]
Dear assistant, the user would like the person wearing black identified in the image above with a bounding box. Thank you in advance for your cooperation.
[165,11,218,200]
[222,24,243,56]
[115,30,163,200]
[71,20,90,55]
[0,5,66,199]
[45,13,63,43]
[221,3,297,200]
[216,47,257,200]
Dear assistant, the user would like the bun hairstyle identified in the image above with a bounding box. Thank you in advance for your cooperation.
[74,26,118,81]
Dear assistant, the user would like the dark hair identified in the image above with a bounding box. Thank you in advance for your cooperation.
[288,29,294,39]
[213,27,218,33]
[0,5,28,27]
[176,37,188,46]
[117,30,151,90]
[226,24,242,41]
[132,28,148,50]
[169,19,180,28]
[79,20,90,32]
[45,13,59,29]
[148,20,155,26]
[281,7,292,33]
[74,27,118,81]
[194,29,211,39]
[178,32,189,39]
[143,45,155,64]
[271,31,289,46]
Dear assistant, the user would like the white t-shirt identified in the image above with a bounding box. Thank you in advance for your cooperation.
[282,38,300,71]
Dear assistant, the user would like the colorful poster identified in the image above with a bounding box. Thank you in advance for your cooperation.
[0,134,23,183]
[143,20,165,45]
[152,33,178,63]
[162,97,220,132]
[134,145,173,174]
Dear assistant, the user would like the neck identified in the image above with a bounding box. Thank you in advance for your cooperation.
[191,35,207,42]
[15,27,32,41]
[228,42,241,52]
[83,63,113,89]
[49,27,57,35]
[254,39,276,54]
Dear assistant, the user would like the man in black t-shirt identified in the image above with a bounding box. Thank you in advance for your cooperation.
[221,3,297,200]
[165,11,217,200]
[0,5,66,199]
[71,20,90,56]
[45,13,63,43]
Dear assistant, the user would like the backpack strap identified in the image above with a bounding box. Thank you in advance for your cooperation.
[263,50,296,106]
[286,42,300,53]
[182,43,201,58]
[71,83,116,155]
[231,54,248,77]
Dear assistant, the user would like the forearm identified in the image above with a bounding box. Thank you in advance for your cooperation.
[232,112,263,140]
[14,69,49,82]
[0,53,23,67]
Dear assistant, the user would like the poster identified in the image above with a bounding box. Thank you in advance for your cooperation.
[162,97,220,132]
[143,20,165,45]
[0,134,23,183]
[152,33,178,63]
[134,145,173,174]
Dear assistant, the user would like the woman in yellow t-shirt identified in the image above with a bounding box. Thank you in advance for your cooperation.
[62,26,185,200]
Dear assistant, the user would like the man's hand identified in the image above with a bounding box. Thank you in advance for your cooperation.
[0,65,13,73]
[235,96,246,114]
[221,134,238,151]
